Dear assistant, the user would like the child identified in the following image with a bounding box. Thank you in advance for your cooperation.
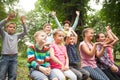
[95,32,120,79]
[43,23,54,44]
[0,13,27,80]
[25,23,54,46]
[105,26,119,63]
[65,29,90,80]
[79,28,110,80]
[27,30,58,80]
[50,29,77,80]
[51,11,80,35]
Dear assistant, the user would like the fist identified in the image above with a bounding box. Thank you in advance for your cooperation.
[8,13,15,20]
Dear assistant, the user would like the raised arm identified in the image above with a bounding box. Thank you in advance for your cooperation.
[51,11,64,31]
[0,13,15,36]
[72,11,80,30]
[108,26,119,45]
[18,16,27,39]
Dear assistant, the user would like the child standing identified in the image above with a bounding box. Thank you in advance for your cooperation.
[27,30,58,80]
[65,29,89,80]
[50,29,77,80]
[0,13,27,80]
[79,28,110,80]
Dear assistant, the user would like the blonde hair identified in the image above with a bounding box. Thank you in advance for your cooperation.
[43,23,51,29]
[53,29,64,37]
[82,28,94,38]
[34,30,45,39]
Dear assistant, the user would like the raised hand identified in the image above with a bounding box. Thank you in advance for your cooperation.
[21,16,26,24]
[6,13,15,21]
[51,11,56,17]
[76,11,80,16]
[105,26,111,31]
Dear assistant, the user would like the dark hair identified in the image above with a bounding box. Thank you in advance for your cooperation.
[64,20,71,25]
[95,33,105,41]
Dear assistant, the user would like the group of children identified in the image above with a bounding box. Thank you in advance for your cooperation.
[0,11,120,80]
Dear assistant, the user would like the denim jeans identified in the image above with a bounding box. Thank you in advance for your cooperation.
[83,66,110,80]
[0,54,18,80]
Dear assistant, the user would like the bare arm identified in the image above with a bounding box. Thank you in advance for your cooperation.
[50,48,64,66]
[81,42,97,57]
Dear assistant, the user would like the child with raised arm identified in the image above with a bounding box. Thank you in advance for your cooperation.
[79,28,110,80]
[95,32,120,79]
[50,29,77,80]
[65,29,89,80]
[27,30,58,80]
[105,26,119,63]
[51,11,80,35]
[0,13,27,80]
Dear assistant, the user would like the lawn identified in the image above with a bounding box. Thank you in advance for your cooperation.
[17,57,29,80]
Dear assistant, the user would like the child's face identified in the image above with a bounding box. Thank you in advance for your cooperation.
[63,23,70,31]
[36,32,47,44]
[44,25,51,34]
[69,36,75,45]
[97,33,106,42]
[6,24,16,34]
[54,31,64,44]
[86,29,94,40]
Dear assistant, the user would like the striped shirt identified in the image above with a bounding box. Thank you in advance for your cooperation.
[27,44,50,69]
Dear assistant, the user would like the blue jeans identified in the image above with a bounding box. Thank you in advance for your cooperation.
[0,54,18,80]
[83,66,110,80]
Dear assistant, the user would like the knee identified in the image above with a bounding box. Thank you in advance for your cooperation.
[58,76,66,80]
[44,78,48,80]
[68,74,77,80]
[85,70,90,77]
[75,72,83,79]
[52,77,58,80]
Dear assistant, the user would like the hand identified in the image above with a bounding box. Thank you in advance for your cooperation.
[21,16,26,24]
[51,11,56,17]
[61,64,65,71]
[105,26,111,31]
[103,44,112,48]
[6,13,15,21]
[94,42,103,45]
[110,65,118,72]
[76,11,80,16]
[39,66,51,75]
[64,65,69,71]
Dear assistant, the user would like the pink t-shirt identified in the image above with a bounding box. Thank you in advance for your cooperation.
[79,41,97,68]
[50,43,66,69]
[107,46,114,63]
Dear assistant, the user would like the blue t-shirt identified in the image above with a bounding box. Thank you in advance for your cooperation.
[66,44,80,65]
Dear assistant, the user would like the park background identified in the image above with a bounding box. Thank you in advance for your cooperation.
[0,0,120,79]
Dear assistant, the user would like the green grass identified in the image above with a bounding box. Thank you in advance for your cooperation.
[17,56,29,80]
